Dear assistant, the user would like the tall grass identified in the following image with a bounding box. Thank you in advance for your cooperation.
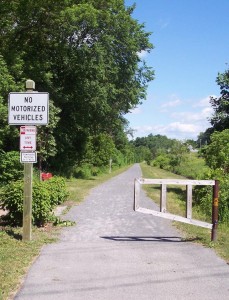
[174,152,210,179]
[140,162,229,262]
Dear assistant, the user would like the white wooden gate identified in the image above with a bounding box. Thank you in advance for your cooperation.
[134,178,216,230]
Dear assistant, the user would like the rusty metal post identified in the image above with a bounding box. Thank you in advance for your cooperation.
[211,180,219,241]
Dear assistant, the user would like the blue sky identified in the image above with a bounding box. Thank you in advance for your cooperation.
[125,0,229,140]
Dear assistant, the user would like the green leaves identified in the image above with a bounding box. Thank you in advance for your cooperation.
[0,151,23,184]
[202,129,229,173]
[0,176,69,226]
[0,0,154,174]
[85,133,116,167]
[210,68,229,131]
[36,100,61,170]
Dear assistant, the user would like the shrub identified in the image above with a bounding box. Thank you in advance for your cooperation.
[43,176,69,207]
[91,166,101,176]
[0,180,23,224]
[216,176,229,223]
[85,133,116,167]
[173,153,210,179]
[193,185,213,219]
[32,182,52,226]
[153,154,171,170]
[0,151,23,185]
[73,164,92,179]
[194,170,229,224]
[112,149,126,167]
[0,176,69,226]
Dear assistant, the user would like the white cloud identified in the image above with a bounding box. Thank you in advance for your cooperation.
[131,122,201,140]
[171,107,213,123]
[161,99,182,109]
[193,95,217,107]
[137,50,148,59]
[158,19,170,29]
[160,94,182,112]
[129,107,142,115]
[167,122,199,133]
[131,116,211,140]
[128,95,216,140]
[170,95,214,124]
[133,122,198,135]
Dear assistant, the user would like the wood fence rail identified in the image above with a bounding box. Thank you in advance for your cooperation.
[134,178,219,241]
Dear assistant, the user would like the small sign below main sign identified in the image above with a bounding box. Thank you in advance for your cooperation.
[20,126,36,151]
[8,92,49,125]
[20,151,37,163]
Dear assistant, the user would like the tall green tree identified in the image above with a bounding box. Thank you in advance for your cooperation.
[0,0,154,174]
[50,0,154,171]
[209,68,229,131]
[202,129,229,174]
[133,134,175,159]
[196,131,210,148]
[36,100,61,172]
[84,133,116,167]
[0,55,22,151]
[197,129,229,223]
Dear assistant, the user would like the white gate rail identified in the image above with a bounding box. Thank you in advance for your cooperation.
[134,178,216,230]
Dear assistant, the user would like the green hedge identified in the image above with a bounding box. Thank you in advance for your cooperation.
[0,176,69,226]
[194,171,229,224]
[0,151,23,185]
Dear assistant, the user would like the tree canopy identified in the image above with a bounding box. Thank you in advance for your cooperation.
[132,134,176,159]
[209,68,229,131]
[202,129,229,173]
[0,0,154,173]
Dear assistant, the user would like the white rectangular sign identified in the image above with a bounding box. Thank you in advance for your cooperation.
[20,151,37,163]
[8,92,49,125]
[20,126,36,151]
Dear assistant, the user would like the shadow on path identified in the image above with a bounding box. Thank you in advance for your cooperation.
[100,235,202,242]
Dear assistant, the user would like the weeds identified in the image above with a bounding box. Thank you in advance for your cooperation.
[140,162,229,262]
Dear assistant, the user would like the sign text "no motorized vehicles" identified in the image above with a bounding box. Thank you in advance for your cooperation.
[8,92,49,125]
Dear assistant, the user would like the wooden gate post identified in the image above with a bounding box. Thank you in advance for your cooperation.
[211,180,219,241]
[186,185,192,219]
[160,184,167,213]
[134,179,141,211]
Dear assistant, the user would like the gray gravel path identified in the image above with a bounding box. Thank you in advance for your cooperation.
[15,164,229,300]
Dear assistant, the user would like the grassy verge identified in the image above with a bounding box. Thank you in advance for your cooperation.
[0,165,131,300]
[140,162,229,263]
[0,227,59,300]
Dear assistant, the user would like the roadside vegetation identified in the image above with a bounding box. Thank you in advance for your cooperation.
[1,0,229,298]
[130,67,229,261]
[140,158,229,263]
[0,226,59,300]
[0,0,154,179]
[0,2,153,297]
[0,165,130,300]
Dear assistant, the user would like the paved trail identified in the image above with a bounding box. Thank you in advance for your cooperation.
[15,164,229,300]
